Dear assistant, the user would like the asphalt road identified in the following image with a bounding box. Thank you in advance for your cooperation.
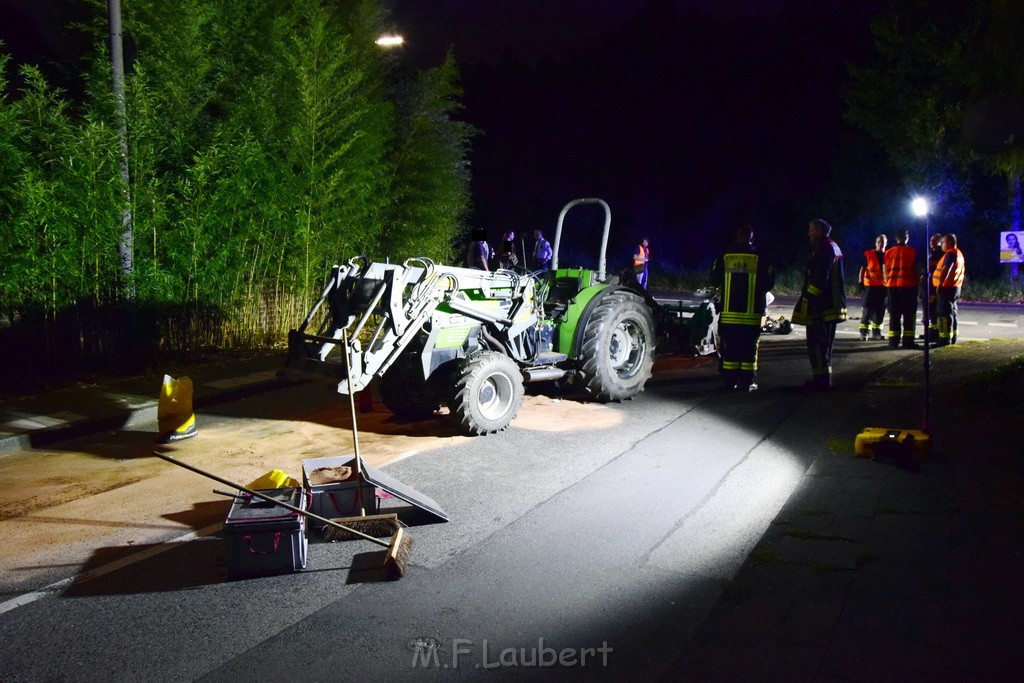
[0,300,1021,681]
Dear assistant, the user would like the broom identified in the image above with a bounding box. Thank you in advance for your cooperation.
[153,451,412,580]
[315,328,403,540]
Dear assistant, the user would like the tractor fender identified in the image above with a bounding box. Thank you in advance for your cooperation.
[559,284,638,358]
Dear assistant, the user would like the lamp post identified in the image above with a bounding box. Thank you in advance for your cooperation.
[911,196,931,433]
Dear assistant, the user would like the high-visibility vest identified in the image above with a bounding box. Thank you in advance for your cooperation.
[861,250,884,287]
[884,245,917,287]
[719,252,764,325]
[932,248,965,288]
[633,244,650,268]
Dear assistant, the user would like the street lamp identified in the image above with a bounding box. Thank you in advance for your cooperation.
[375,33,404,48]
[910,196,932,433]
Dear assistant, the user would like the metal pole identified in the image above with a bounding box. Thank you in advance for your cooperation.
[109,0,134,297]
[921,214,931,433]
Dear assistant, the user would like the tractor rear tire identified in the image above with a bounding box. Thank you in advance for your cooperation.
[448,352,524,435]
[577,290,655,401]
[379,356,440,419]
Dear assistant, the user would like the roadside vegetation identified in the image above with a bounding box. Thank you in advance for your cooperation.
[1,0,1023,393]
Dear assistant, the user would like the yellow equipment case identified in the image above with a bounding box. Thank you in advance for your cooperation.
[855,428,931,462]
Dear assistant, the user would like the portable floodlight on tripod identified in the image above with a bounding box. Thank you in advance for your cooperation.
[854,196,934,465]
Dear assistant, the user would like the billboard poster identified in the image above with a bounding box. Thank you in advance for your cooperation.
[1000,231,1023,263]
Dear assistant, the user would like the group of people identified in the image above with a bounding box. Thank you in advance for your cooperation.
[467,229,553,272]
[711,220,844,393]
[713,218,966,394]
[467,230,655,291]
[857,230,966,349]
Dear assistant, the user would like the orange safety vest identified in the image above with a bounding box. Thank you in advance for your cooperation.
[884,245,917,288]
[861,250,884,287]
[633,244,650,268]
[932,248,965,288]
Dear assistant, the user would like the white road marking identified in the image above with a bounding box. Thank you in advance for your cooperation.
[0,522,224,616]
[988,322,1018,328]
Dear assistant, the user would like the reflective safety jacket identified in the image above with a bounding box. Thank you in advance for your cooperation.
[633,244,650,270]
[711,245,776,326]
[861,249,885,287]
[793,238,847,325]
[884,244,918,288]
[932,248,965,289]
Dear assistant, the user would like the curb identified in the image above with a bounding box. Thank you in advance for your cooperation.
[0,377,296,456]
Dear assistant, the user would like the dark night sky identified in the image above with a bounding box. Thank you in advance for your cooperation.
[391,0,896,270]
[1,0,898,271]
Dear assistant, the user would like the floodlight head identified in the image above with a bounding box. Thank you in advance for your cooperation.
[376,33,404,47]
[911,197,930,217]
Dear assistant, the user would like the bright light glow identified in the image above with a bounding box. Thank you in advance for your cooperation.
[375,33,404,47]
[911,196,930,217]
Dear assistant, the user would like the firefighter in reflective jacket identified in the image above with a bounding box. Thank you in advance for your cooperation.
[792,219,846,391]
[883,229,921,349]
[711,225,776,392]
[931,233,966,346]
[858,234,887,340]
[633,238,651,288]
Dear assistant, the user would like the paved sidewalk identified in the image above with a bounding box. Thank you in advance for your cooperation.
[0,351,289,454]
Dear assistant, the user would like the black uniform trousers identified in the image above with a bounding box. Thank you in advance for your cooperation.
[806,321,837,386]
[859,286,887,338]
[719,322,761,389]
[936,287,960,345]
[887,286,918,347]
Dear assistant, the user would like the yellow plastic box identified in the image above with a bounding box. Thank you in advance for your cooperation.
[855,428,931,461]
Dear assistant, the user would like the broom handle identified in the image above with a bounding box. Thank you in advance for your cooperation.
[342,329,364,480]
[152,451,388,549]
[341,329,370,520]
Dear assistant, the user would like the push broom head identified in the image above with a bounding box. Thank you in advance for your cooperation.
[383,526,412,580]
[323,517,412,579]
[321,513,400,541]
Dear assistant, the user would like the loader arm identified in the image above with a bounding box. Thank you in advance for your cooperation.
[282,259,539,394]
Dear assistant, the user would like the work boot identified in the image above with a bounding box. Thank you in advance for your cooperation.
[871,330,883,341]
[859,333,868,341]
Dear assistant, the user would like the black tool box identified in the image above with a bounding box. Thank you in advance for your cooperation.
[222,488,308,579]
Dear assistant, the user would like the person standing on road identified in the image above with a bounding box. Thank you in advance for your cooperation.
[532,229,552,272]
[792,219,847,391]
[633,238,651,289]
[711,225,776,392]
[858,234,888,340]
[932,233,966,346]
[884,229,920,349]
[467,229,493,271]
[498,230,518,270]
[922,232,944,342]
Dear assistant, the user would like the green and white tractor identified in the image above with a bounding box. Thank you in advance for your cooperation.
[282,198,717,435]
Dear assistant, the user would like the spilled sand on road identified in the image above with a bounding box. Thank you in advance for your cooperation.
[0,393,620,588]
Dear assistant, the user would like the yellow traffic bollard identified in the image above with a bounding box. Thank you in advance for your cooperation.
[157,374,198,443]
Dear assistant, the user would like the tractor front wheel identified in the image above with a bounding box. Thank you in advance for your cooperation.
[448,352,524,435]
[577,291,655,401]
[379,355,440,419]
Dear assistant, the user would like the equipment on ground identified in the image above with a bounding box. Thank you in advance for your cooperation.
[155,451,412,580]
[282,198,718,435]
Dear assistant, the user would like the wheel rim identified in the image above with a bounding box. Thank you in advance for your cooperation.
[477,371,516,420]
[608,319,645,378]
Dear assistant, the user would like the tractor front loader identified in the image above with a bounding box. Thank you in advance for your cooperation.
[282,198,714,436]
